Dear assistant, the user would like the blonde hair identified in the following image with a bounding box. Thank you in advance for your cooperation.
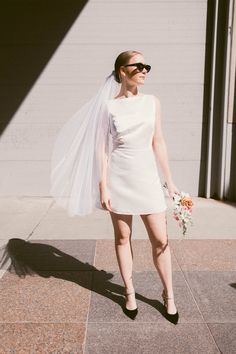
[113,50,143,83]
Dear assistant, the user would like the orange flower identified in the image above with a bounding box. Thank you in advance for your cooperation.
[180,197,194,209]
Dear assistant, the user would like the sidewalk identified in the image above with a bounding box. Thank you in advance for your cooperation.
[0,197,235,353]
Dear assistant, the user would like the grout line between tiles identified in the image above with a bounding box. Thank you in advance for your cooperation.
[26,200,54,241]
[171,244,205,319]
[169,240,182,271]
[0,199,52,280]
[0,269,8,280]
[1,321,232,325]
[82,241,97,354]
[173,250,221,353]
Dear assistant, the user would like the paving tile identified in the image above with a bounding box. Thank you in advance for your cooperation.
[107,208,182,240]
[95,239,180,271]
[0,323,86,353]
[85,322,220,354]
[0,271,92,323]
[183,271,236,322]
[0,239,9,271]
[0,239,96,272]
[1,197,236,240]
[0,197,52,239]
[0,269,7,280]
[208,323,236,354]
[0,239,7,248]
[31,205,110,239]
[172,240,236,271]
[30,239,96,270]
[166,198,236,239]
[88,271,203,323]
[105,198,236,240]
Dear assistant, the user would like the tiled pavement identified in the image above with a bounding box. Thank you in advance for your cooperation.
[0,197,236,353]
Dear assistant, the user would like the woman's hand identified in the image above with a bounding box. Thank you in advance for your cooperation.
[166,181,181,200]
[100,187,112,211]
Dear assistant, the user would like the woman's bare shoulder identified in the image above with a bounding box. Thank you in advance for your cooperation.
[152,95,161,107]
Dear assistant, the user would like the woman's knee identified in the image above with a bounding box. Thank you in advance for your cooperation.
[115,231,131,245]
[110,212,133,246]
[151,237,168,250]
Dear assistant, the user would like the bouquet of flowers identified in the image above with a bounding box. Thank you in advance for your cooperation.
[163,182,194,238]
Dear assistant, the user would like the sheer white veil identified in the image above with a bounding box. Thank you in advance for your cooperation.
[50,71,120,217]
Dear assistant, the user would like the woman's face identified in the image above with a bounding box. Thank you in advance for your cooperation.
[120,54,148,86]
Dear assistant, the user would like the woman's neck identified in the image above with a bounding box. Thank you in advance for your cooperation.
[116,85,139,98]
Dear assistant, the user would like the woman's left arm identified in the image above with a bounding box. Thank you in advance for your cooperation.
[152,96,180,199]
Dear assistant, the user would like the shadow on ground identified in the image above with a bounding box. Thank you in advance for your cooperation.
[0,238,167,317]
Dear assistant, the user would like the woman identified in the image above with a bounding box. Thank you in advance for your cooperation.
[50,50,180,324]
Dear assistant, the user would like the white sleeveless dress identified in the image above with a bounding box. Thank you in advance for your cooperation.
[97,94,167,215]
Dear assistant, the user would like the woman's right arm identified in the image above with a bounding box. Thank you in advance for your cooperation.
[99,131,112,211]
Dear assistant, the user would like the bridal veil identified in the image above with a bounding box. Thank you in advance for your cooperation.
[50,72,120,217]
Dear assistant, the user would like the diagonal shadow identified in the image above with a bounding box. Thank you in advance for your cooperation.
[0,238,166,317]
[0,0,88,136]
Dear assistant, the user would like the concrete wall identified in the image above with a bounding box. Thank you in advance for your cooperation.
[0,0,207,196]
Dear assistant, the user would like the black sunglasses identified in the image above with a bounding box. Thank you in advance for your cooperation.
[123,62,151,73]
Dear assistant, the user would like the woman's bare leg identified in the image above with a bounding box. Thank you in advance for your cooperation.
[109,211,137,310]
[140,210,177,314]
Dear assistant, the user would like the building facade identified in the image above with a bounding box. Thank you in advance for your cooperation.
[0,0,235,201]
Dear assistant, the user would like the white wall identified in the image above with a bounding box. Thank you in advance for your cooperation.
[0,0,207,196]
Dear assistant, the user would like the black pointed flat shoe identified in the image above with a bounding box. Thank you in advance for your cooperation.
[161,289,179,325]
[123,291,138,320]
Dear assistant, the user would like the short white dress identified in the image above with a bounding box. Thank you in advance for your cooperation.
[97,94,167,215]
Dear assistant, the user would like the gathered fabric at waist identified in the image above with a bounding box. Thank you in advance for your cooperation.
[109,145,157,171]
[111,145,153,152]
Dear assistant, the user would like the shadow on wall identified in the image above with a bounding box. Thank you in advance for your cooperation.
[0,0,88,136]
